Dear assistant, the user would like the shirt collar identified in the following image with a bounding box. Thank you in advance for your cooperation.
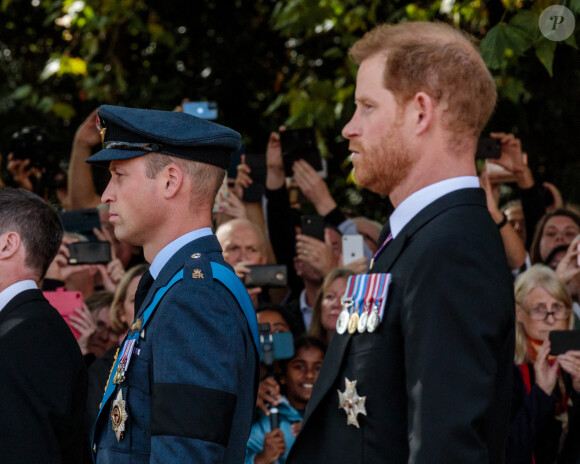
[299,288,312,313]
[0,280,38,314]
[389,176,480,238]
[149,228,213,278]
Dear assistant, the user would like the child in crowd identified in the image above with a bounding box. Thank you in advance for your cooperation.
[245,336,326,464]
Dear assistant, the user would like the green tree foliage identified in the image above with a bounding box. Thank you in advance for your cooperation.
[0,0,578,217]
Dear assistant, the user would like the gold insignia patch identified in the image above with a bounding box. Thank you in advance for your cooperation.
[192,269,204,279]
[130,317,143,331]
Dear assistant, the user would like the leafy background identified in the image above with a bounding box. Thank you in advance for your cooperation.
[1,0,578,222]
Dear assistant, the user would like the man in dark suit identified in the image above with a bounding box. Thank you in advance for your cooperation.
[0,188,88,463]
[88,105,259,463]
[288,22,515,463]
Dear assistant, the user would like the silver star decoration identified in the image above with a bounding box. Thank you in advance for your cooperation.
[337,377,367,428]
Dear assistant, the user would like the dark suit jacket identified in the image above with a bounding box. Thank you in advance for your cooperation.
[288,188,515,464]
[0,288,88,464]
[94,235,259,463]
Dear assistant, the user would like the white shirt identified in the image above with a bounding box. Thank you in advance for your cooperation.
[389,177,480,239]
[0,280,38,314]
[149,228,213,279]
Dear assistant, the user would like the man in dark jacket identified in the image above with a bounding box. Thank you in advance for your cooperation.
[0,188,88,463]
[288,21,515,464]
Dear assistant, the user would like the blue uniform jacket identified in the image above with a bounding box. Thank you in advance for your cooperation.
[94,234,259,463]
[245,397,303,464]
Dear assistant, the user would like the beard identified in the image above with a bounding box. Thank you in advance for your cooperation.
[352,125,413,196]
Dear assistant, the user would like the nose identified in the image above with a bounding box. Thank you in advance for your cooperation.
[342,112,360,140]
[101,180,115,205]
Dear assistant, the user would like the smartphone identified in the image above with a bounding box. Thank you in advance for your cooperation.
[183,101,218,120]
[59,208,101,241]
[301,214,325,242]
[67,241,111,264]
[43,289,83,339]
[342,234,364,265]
[549,330,580,355]
[475,137,501,159]
[244,265,288,288]
[280,127,323,177]
[242,154,267,203]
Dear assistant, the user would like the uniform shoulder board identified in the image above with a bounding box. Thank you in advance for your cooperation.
[182,252,214,288]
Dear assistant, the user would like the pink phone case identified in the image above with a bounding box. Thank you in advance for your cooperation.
[43,289,83,339]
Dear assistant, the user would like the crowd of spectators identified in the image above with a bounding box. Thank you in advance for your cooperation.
[1,100,580,463]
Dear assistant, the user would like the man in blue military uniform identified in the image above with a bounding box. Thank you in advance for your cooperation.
[88,105,260,463]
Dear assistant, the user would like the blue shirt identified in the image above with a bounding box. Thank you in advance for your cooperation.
[149,227,213,278]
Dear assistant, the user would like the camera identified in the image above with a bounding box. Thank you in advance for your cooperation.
[259,323,294,368]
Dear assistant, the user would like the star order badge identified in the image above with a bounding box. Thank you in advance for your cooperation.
[338,377,367,428]
[111,389,128,442]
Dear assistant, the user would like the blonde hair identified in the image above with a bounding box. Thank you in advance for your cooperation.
[349,21,496,148]
[309,268,355,344]
[513,264,574,364]
[109,263,149,334]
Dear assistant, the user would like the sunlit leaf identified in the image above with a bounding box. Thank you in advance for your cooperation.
[535,38,556,76]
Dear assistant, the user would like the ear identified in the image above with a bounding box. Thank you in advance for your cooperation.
[0,232,22,261]
[161,164,184,199]
[412,92,433,136]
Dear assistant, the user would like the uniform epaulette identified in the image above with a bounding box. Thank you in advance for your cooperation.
[182,252,214,288]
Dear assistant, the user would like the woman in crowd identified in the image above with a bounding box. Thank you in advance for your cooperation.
[109,262,149,341]
[245,336,326,464]
[507,264,580,463]
[308,268,354,346]
[530,208,580,265]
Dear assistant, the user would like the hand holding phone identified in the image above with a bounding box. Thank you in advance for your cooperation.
[280,128,323,177]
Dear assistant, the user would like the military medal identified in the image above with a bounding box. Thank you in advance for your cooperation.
[366,273,391,332]
[337,275,358,335]
[111,389,128,441]
[113,339,136,385]
[337,377,367,428]
[358,274,378,333]
[347,312,359,334]
[348,274,369,334]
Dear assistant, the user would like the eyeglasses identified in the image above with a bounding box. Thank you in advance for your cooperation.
[103,141,163,152]
[522,303,571,321]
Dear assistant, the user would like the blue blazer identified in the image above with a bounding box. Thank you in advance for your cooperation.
[94,234,259,463]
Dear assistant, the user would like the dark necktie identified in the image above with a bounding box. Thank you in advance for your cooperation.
[134,270,154,312]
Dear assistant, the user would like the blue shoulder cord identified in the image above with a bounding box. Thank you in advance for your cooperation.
[91,263,260,461]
